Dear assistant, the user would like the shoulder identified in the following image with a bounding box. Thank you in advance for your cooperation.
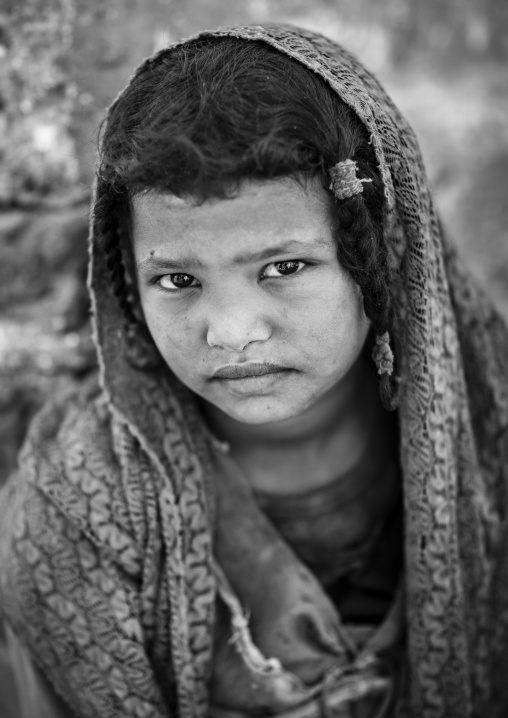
[18,375,122,506]
[2,376,143,564]
[23,373,112,462]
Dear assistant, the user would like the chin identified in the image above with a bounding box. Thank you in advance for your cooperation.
[219,397,299,425]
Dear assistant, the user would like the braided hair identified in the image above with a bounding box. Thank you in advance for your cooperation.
[331,159,397,409]
[93,183,161,369]
[96,36,398,406]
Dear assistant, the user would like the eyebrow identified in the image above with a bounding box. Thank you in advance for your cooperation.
[137,239,328,272]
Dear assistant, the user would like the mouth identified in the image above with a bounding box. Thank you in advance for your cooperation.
[212,362,290,380]
[210,363,294,396]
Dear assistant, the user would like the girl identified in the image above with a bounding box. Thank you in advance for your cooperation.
[1,23,508,718]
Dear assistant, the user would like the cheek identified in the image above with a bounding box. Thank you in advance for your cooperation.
[141,298,198,365]
[291,274,368,360]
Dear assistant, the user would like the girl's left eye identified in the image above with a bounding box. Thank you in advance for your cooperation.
[261,261,306,279]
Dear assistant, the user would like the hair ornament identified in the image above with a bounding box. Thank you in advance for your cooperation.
[372,332,394,376]
[329,159,372,200]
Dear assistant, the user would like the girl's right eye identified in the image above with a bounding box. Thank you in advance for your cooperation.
[158,273,199,290]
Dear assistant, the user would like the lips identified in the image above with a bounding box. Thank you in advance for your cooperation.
[212,363,289,380]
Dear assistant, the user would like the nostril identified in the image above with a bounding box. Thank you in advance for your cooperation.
[206,319,271,352]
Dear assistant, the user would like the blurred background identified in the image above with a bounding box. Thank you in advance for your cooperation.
[0,1,507,714]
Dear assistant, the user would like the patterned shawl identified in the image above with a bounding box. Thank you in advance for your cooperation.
[1,22,508,718]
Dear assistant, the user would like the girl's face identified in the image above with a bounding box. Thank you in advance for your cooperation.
[132,177,370,425]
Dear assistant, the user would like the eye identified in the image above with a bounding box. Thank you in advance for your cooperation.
[158,273,199,290]
[261,260,306,279]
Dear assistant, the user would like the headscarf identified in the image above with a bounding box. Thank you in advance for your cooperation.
[1,23,508,718]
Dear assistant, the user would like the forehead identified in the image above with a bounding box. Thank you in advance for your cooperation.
[130,177,335,262]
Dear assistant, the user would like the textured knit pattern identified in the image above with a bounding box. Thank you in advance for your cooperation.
[1,22,508,718]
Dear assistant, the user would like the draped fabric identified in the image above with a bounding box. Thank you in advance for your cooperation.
[1,22,508,718]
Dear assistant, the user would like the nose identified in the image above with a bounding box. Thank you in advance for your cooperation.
[206,292,272,352]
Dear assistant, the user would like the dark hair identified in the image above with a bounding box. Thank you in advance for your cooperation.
[95,36,397,408]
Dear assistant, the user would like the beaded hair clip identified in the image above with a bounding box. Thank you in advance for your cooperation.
[372,332,394,376]
[329,159,372,200]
